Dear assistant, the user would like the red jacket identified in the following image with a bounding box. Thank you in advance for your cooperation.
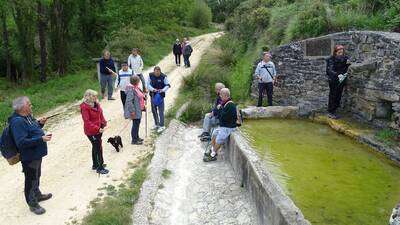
[80,102,107,136]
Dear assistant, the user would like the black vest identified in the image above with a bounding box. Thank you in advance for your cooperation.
[150,73,167,97]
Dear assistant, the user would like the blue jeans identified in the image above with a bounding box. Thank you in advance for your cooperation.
[131,119,141,143]
[183,54,191,67]
[202,114,219,134]
[100,73,114,99]
[151,100,165,127]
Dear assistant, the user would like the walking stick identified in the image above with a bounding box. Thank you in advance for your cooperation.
[145,95,148,138]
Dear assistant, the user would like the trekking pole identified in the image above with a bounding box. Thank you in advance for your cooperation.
[145,95,148,138]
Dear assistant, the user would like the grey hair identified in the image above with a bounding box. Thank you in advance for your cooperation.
[215,83,225,90]
[12,96,29,111]
[220,88,230,97]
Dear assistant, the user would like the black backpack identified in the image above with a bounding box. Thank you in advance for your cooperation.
[0,120,20,165]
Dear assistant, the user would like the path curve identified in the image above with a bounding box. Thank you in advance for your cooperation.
[0,32,222,225]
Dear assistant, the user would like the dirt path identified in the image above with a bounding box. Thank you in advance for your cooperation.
[0,32,222,225]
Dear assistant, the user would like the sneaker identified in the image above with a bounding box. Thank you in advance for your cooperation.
[198,132,209,138]
[108,97,116,100]
[37,193,52,202]
[131,140,143,145]
[29,204,46,215]
[200,135,211,142]
[327,113,339,120]
[151,125,159,130]
[203,155,217,162]
[138,138,144,142]
[92,164,107,170]
[157,126,166,133]
[96,168,109,174]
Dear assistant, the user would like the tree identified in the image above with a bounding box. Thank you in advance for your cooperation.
[37,0,49,82]
[49,0,74,76]
[0,0,12,81]
[11,0,36,81]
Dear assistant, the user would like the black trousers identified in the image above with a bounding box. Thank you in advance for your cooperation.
[258,82,274,107]
[131,119,141,142]
[22,159,42,206]
[87,134,104,170]
[183,55,191,67]
[120,91,127,107]
[174,54,181,65]
[328,81,345,114]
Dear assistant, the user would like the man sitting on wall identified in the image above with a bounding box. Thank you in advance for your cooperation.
[198,82,225,141]
[203,88,237,162]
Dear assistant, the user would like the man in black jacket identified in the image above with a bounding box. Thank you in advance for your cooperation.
[326,45,351,119]
[173,39,182,66]
[203,88,237,162]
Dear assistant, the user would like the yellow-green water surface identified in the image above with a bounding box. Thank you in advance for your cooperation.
[241,119,400,225]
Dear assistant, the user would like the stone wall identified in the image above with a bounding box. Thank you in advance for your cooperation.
[251,31,400,130]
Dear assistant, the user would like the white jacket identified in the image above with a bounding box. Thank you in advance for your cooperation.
[115,68,133,92]
[128,54,144,75]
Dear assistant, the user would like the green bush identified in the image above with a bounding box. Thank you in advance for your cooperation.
[190,0,212,29]
[284,0,330,42]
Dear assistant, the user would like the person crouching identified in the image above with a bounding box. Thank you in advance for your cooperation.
[80,89,109,174]
[124,75,146,145]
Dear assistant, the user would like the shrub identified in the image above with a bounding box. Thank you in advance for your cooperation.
[284,0,330,42]
[190,0,212,29]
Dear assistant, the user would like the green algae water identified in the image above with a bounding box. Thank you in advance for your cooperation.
[241,119,400,225]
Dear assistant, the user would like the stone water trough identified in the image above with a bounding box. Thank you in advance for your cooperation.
[224,106,400,225]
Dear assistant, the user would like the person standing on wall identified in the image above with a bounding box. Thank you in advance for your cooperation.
[183,39,193,68]
[10,96,53,215]
[147,66,170,133]
[255,52,277,107]
[114,62,133,108]
[326,45,351,119]
[99,50,116,100]
[128,48,147,93]
[173,39,182,66]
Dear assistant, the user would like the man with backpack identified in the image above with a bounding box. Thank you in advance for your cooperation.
[147,66,170,133]
[255,52,277,107]
[7,97,52,215]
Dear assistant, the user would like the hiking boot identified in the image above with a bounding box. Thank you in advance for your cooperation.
[29,204,46,215]
[37,193,52,202]
[96,168,109,175]
[138,138,144,142]
[203,155,217,162]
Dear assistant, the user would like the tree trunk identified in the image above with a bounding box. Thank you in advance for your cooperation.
[37,0,47,82]
[1,12,12,81]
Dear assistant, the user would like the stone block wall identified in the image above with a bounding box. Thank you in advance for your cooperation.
[251,31,400,130]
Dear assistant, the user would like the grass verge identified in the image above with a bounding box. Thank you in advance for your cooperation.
[80,153,153,225]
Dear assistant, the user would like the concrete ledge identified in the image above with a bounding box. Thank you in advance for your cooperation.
[225,131,311,225]
[132,120,186,225]
[242,106,300,119]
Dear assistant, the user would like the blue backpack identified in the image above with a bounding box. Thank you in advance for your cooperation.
[0,120,20,165]
[152,92,164,106]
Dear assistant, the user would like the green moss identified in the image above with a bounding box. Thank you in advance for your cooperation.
[241,119,400,225]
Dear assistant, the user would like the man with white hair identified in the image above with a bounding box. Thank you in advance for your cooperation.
[255,52,276,107]
[198,82,225,141]
[9,96,52,215]
[203,88,238,162]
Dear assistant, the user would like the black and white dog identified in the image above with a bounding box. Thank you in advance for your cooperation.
[107,136,123,152]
